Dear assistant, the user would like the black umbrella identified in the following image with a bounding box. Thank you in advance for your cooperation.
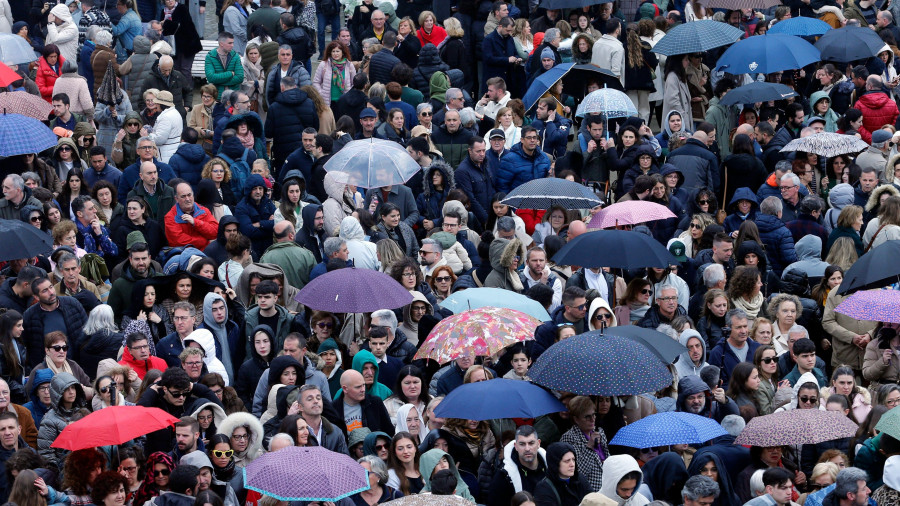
[552,230,678,269]
[539,0,612,9]
[836,240,900,295]
[588,326,687,364]
[0,218,52,262]
[815,26,884,63]
[561,64,624,100]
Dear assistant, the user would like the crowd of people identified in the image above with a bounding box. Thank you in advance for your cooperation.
[1,0,900,505]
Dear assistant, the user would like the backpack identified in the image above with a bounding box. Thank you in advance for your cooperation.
[219,150,251,198]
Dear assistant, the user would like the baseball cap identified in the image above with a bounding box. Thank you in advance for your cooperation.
[489,128,505,139]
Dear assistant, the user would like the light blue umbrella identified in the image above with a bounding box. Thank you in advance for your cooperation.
[323,138,421,188]
[439,288,551,321]
[610,412,728,448]
[575,87,637,119]
[0,34,37,65]
[651,20,744,56]
[768,17,832,36]
[715,33,820,75]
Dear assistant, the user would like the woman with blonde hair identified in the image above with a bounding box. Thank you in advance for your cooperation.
[440,17,471,89]
[201,157,237,207]
[513,18,533,57]
[416,10,446,46]
[624,25,657,123]
[241,43,264,112]
[486,106,521,149]
[395,17,421,69]
[301,85,336,135]
[376,238,405,274]
[824,236,859,271]
[676,212,715,258]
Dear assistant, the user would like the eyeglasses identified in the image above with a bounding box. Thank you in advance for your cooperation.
[657,296,678,301]
[120,466,138,473]
[316,321,334,329]
[886,397,900,407]
[411,305,428,313]
[523,135,539,141]
[99,382,118,394]
[760,357,777,364]
[641,289,653,295]
[434,276,452,282]
[593,313,612,321]
[131,344,149,351]
[154,468,171,476]
[126,122,140,127]
[184,361,203,367]
[38,385,51,392]
[197,414,214,422]
[232,433,250,441]
[780,185,796,191]
[689,223,702,229]
[799,396,818,404]
[167,389,190,398]
[173,315,192,321]
[83,137,94,142]
[581,413,597,419]
[567,303,586,310]
[138,145,155,150]
[212,449,234,458]
[49,345,68,352]
[402,272,416,278]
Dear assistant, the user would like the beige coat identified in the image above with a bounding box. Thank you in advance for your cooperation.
[863,335,900,387]
[823,289,877,370]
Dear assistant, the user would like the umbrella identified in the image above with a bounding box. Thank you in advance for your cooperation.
[51,406,180,450]
[834,289,900,323]
[500,178,603,209]
[530,334,674,396]
[323,138,421,188]
[96,60,120,106]
[719,81,798,107]
[715,34,820,75]
[0,218,53,262]
[734,409,858,446]
[780,132,869,158]
[434,379,567,420]
[295,267,413,312]
[384,496,472,506]
[0,62,23,87]
[0,113,59,158]
[609,412,728,448]
[523,63,574,112]
[439,287,551,321]
[586,327,687,364]
[838,240,900,295]
[815,26,884,62]
[0,91,52,120]
[587,200,676,229]
[244,446,369,501]
[0,33,38,65]
[875,406,900,440]
[767,17,833,36]
[414,307,540,364]
[552,230,678,269]
[561,64,624,99]
[651,20,744,56]
[575,88,637,119]
[703,0,780,8]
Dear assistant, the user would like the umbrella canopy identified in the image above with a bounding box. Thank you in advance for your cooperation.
[0,91,53,120]
[838,241,900,295]
[734,409,858,446]
[500,178,603,209]
[294,267,413,312]
[0,33,38,65]
[96,61,121,106]
[576,88,637,119]
[587,200,676,229]
[715,34,819,75]
[552,230,678,269]
[531,334,674,396]
[651,20,744,56]
[834,289,900,323]
[324,138,421,188]
[585,327,687,364]
[780,132,869,158]
[439,288,551,321]
[704,0,780,8]
[434,379,567,421]
[0,218,54,262]
[0,62,23,87]
[768,17,833,36]
[51,406,180,450]
[384,496,472,506]
[0,113,59,158]
[875,406,900,440]
[244,446,369,501]
[610,412,728,448]
[414,307,540,364]
[719,81,799,107]
[523,62,574,112]
[561,64,624,99]
[815,26,884,62]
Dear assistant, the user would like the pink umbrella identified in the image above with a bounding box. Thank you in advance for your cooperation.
[414,307,540,364]
[587,200,676,229]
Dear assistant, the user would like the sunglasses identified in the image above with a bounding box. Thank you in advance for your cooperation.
[641,289,653,295]
[99,382,118,394]
[434,276,452,282]
[760,357,776,364]
[211,449,234,458]
[30,216,42,223]
[689,223,702,229]
[58,146,72,152]
[420,111,432,116]
[316,321,334,329]
[167,389,189,398]
[49,345,68,352]
[154,468,171,476]
[374,443,388,450]
[126,122,140,127]
[799,396,818,404]
[697,200,710,205]
[593,313,612,321]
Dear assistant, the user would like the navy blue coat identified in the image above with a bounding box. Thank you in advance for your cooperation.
[265,87,320,170]
[531,116,573,160]
[168,144,210,188]
[755,213,798,276]
[455,154,495,225]
[667,138,720,193]
[369,49,402,90]
[707,339,761,390]
[495,142,552,193]
[414,161,454,227]
[481,30,516,88]
[234,174,277,258]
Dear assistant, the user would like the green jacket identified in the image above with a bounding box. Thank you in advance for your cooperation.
[127,179,175,222]
[810,91,841,133]
[704,96,737,158]
[419,449,476,503]
[244,303,292,355]
[854,433,886,491]
[259,241,316,290]
[205,48,245,95]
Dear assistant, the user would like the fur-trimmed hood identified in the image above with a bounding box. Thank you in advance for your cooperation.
[865,183,900,212]
[216,412,265,461]
[422,160,455,197]
[489,237,523,271]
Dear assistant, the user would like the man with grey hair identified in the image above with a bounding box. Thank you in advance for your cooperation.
[53,251,101,314]
[638,284,687,329]
[857,129,892,182]
[433,88,465,128]
[259,221,316,289]
[689,263,726,321]
[822,468,869,506]
[367,309,417,363]
[720,414,745,437]
[265,44,311,107]
[878,10,900,44]
[419,238,446,280]
[708,308,759,388]
[0,175,41,221]
[778,172,802,222]
[496,216,517,241]
[146,54,193,119]
[117,136,176,199]
[683,475,720,506]
[592,19,625,86]
[268,433,295,451]
[306,236,350,281]
[757,196,798,275]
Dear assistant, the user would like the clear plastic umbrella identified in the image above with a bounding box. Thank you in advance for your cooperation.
[0,34,38,65]
[323,138,421,188]
[575,88,637,119]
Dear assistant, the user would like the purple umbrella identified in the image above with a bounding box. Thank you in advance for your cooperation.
[294,267,413,312]
[834,289,900,324]
[243,446,369,501]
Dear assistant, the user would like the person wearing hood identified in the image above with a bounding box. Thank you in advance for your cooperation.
[621,144,661,197]
[234,325,275,408]
[46,4,79,64]
[484,237,525,293]
[591,455,651,506]
[199,292,243,382]
[782,236,830,286]
[722,132,768,206]
[418,449,476,502]
[184,329,230,385]
[824,183,855,235]
[337,350,392,401]
[204,216,240,266]
[340,216,379,270]
[294,204,327,263]
[675,329,709,380]
[587,296,618,331]
[399,293,432,352]
[415,161,455,232]
[111,112,144,170]
[216,412,265,468]
[234,174,275,259]
[533,441,593,506]
[180,451,239,506]
[688,451,740,506]
[37,372,87,470]
[656,111,690,158]
[676,374,740,422]
[317,337,344,397]
[637,452,689,504]
[322,171,361,237]
[23,369,54,429]
[861,185,900,248]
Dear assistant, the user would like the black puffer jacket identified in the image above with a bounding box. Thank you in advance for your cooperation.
[412,44,450,97]
[79,329,124,380]
[23,296,87,369]
[264,87,320,167]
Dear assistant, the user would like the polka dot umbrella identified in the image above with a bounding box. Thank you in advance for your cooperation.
[734,409,859,446]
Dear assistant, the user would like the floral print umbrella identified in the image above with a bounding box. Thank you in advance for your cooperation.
[414,307,540,364]
[734,409,858,446]
[834,289,900,324]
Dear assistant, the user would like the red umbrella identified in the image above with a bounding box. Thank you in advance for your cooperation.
[587,200,676,229]
[51,406,180,450]
[0,62,23,87]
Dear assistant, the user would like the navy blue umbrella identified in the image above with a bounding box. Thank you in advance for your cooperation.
[0,219,53,262]
[433,379,566,421]
[523,62,574,112]
[562,64,624,98]
[530,335,673,396]
[610,412,728,448]
[552,230,678,269]
[768,17,832,36]
[586,327,687,364]
[500,178,603,209]
[815,26,884,62]
[715,34,819,75]
[651,20,744,56]
[719,81,798,107]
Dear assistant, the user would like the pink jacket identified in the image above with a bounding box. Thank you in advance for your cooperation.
[312,58,356,107]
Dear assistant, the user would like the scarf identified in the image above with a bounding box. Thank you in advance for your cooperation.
[46,357,73,376]
[163,5,174,20]
[236,129,255,149]
[213,456,236,482]
[732,292,764,318]
[331,58,348,91]
[134,453,175,506]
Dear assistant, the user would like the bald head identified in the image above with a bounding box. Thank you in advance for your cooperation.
[273,220,294,242]
[735,123,753,137]
[867,75,883,90]
[692,131,708,144]
[158,55,173,75]
[340,369,366,404]
[568,219,587,239]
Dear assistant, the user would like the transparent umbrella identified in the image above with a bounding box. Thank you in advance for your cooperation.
[324,138,421,188]
[0,34,38,65]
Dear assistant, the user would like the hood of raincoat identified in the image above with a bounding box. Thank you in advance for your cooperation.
[597,454,644,506]
[588,295,618,330]
[728,187,759,212]
[339,216,365,241]
[422,161,456,197]
[795,235,823,261]
[828,183,855,210]
[50,4,74,24]
[50,372,86,413]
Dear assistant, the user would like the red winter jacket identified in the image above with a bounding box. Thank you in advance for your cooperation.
[119,347,168,379]
[855,91,899,135]
[35,55,65,103]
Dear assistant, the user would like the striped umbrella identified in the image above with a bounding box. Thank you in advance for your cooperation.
[651,20,744,56]
[780,132,869,157]
[768,17,833,36]
[500,178,603,209]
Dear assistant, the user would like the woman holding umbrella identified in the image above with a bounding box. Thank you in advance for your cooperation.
[558,395,607,493]
[534,442,592,504]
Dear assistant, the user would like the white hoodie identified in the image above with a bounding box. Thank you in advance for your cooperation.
[47,4,79,63]
[185,329,231,385]
[597,455,651,506]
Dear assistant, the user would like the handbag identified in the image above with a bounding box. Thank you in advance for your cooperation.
[716,169,728,225]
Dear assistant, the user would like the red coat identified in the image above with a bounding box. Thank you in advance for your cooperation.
[119,347,168,379]
[164,203,219,249]
[855,91,899,135]
[35,55,65,103]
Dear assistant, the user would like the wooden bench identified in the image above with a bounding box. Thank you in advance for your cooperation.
[192,40,220,80]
